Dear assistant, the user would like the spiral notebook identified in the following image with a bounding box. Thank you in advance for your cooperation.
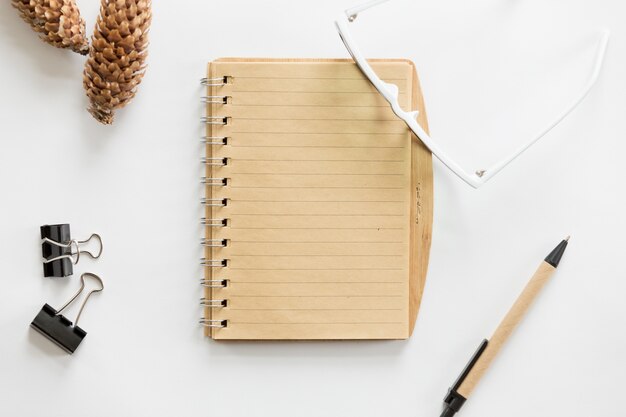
[202,58,433,340]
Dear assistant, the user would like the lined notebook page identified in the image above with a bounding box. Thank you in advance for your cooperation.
[206,60,413,339]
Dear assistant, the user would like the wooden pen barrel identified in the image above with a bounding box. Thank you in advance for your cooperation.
[457,261,557,398]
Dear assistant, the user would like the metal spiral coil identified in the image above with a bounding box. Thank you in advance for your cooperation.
[201,136,228,145]
[200,75,232,332]
[200,298,228,308]
[201,95,230,104]
[200,218,228,227]
[201,116,229,125]
[199,318,228,328]
[201,177,228,186]
[201,198,229,207]
[201,157,228,166]
[200,279,228,288]
[200,76,229,87]
[201,238,228,247]
[200,258,228,267]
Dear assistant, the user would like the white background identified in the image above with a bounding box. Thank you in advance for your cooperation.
[0,0,624,416]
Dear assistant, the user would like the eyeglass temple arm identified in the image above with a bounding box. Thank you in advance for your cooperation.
[345,0,391,20]
[341,2,610,187]
[477,29,610,185]
[400,29,609,188]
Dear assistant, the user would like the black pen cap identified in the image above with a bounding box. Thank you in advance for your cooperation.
[544,237,569,268]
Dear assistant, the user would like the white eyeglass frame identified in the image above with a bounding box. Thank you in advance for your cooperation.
[335,0,610,188]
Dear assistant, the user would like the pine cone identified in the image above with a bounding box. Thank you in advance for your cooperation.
[83,0,151,125]
[11,0,89,55]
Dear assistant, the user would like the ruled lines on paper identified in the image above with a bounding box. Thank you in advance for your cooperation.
[206,61,414,339]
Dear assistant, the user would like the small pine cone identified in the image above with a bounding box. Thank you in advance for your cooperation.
[83,0,152,125]
[11,0,89,55]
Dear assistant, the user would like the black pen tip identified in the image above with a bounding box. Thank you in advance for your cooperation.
[544,237,570,268]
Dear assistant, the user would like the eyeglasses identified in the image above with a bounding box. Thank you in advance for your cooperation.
[335,0,609,188]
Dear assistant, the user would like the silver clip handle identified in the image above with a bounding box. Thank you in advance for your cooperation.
[42,233,103,265]
[56,273,104,326]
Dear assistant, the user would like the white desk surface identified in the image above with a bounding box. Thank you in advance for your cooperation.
[0,1,624,416]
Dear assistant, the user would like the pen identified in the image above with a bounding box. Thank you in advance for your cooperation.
[440,237,570,417]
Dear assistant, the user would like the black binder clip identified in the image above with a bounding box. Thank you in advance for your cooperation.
[30,273,104,354]
[41,224,103,277]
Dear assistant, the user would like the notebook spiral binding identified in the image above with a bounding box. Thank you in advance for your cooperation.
[200,76,231,330]
[200,279,228,288]
[201,137,228,145]
[201,198,229,207]
[200,258,228,267]
[200,76,230,86]
[201,157,228,166]
[201,238,228,247]
[201,218,228,227]
[201,116,230,125]
[201,96,231,104]
[199,318,228,328]
[201,177,228,186]
[200,298,228,307]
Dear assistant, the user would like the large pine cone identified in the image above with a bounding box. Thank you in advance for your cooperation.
[12,0,89,55]
[83,0,151,125]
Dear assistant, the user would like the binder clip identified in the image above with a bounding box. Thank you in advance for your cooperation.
[30,273,104,354]
[41,224,103,277]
